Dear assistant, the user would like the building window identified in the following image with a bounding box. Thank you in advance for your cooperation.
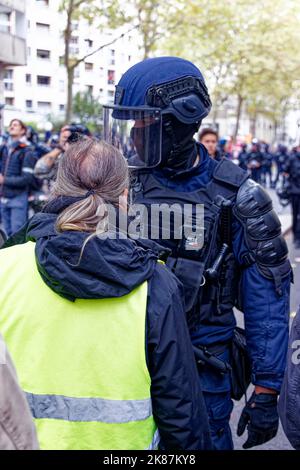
[86,85,93,94]
[26,100,33,108]
[37,75,51,86]
[59,80,65,92]
[70,36,78,44]
[59,56,64,66]
[128,55,131,62]
[28,20,30,29]
[0,12,11,33]
[85,62,93,71]
[59,104,65,112]
[37,101,51,111]
[36,23,50,33]
[107,70,115,85]
[70,47,79,56]
[74,67,80,78]
[4,83,14,91]
[109,49,115,65]
[37,49,51,59]
[4,69,13,80]
[26,74,32,84]
[27,47,31,57]
[36,0,49,5]
[5,97,14,106]
[85,39,93,48]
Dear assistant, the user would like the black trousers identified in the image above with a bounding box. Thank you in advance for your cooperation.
[291,195,300,241]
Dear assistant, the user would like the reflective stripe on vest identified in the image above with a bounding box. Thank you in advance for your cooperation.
[0,242,157,450]
[26,392,152,423]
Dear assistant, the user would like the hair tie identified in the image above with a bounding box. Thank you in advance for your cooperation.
[85,189,96,198]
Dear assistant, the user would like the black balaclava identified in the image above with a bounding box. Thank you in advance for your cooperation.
[160,115,201,174]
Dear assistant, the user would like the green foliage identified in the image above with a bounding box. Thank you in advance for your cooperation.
[163,0,300,131]
[128,1,182,58]
[72,91,103,132]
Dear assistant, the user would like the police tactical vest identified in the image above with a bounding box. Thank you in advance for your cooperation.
[0,242,158,450]
[130,159,248,330]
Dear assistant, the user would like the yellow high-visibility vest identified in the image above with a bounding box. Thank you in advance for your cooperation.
[0,242,158,450]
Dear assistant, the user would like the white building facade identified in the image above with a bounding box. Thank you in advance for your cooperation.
[0,0,27,131]
[2,0,141,127]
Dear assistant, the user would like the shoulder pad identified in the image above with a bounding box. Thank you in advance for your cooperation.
[256,235,289,266]
[236,179,272,217]
[213,159,248,188]
[246,209,281,241]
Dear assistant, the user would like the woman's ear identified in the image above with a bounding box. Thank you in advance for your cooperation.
[119,188,128,212]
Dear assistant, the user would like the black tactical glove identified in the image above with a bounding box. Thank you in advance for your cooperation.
[237,391,279,449]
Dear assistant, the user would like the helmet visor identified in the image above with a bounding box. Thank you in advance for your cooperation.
[103,105,162,168]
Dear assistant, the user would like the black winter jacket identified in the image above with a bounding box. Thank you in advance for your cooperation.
[0,141,36,198]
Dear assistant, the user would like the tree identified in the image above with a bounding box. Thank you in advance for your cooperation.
[129,0,182,59]
[59,0,132,122]
[72,90,103,132]
[163,0,300,139]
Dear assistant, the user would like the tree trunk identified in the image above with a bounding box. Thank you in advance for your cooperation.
[273,119,278,142]
[64,0,74,123]
[0,66,5,134]
[233,94,243,140]
[66,67,74,123]
[250,112,257,137]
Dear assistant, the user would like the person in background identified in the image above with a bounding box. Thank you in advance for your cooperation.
[0,138,211,450]
[0,333,38,450]
[198,128,222,161]
[34,124,91,183]
[218,137,233,159]
[26,126,50,160]
[283,144,300,248]
[0,119,36,237]
[238,143,249,171]
[274,144,289,188]
[260,143,274,189]
[246,140,263,183]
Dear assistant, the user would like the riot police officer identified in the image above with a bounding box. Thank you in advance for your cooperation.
[104,57,291,450]
[238,143,249,171]
[247,140,264,183]
[274,144,289,188]
[284,145,300,248]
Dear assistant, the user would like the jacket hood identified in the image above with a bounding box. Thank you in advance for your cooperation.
[25,210,164,301]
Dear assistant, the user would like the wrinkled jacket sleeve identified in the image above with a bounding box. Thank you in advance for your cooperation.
[4,149,36,188]
[278,307,300,450]
[0,334,39,449]
[146,264,212,450]
[232,217,290,392]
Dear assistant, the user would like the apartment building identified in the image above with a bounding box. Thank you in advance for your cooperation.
[2,0,141,126]
[0,0,26,131]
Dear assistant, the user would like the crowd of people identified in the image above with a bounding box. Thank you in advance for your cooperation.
[0,56,300,452]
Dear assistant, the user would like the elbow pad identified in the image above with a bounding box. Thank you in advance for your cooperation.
[234,179,292,295]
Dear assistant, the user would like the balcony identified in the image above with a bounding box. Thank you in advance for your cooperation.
[0,0,26,65]
[0,1,25,13]
[0,30,26,65]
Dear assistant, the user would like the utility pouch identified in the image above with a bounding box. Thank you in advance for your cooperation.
[230,327,251,401]
[167,256,205,312]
